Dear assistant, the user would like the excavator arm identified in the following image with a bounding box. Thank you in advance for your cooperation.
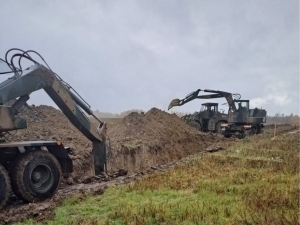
[168,89,240,111]
[0,64,107,175]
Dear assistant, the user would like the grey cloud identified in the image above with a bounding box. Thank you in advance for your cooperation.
[0,0,298,115]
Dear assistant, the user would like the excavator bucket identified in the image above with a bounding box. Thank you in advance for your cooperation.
[168,98,181,110]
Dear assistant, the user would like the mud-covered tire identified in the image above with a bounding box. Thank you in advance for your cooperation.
[188,121,202,131]
[10,150,62,203]
[0,164,11,210]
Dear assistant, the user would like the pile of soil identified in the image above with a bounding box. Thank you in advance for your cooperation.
[4,104,228,180]
[106,108,228,173]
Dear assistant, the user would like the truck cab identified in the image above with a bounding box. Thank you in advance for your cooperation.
[222,100,267,138]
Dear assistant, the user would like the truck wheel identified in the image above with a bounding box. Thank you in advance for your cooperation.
[11,150,62,203]
[0,164,11,209]
[224,134,231,138]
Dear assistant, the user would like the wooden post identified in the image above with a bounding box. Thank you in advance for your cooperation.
[273,124,277,137]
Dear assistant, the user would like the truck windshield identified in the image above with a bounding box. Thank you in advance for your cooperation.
[237,101,249,110]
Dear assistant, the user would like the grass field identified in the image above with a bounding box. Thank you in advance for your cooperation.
[18,133,299,225]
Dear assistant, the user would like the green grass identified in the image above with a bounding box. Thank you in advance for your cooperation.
[18,134,299,225]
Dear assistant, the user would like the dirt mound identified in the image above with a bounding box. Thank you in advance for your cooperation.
[4,105,93,180]
[4,105,230,181]
[109,108,204,142]
[106,108,228,173]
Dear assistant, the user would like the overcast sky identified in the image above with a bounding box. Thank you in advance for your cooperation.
[0,0,299,116]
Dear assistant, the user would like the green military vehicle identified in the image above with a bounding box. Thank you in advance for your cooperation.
[180,102,228,133]
[0,48,108,209]
[220,99,267,138]
[168,89,267,138]
[168,89,241,133]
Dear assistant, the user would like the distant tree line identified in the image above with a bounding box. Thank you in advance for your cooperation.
[265,113,299,125]
[93,109,144,118]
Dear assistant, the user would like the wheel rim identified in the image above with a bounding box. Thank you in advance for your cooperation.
[189,122,201,131]
[29,164,54,194]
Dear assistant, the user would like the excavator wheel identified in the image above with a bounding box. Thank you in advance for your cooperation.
[10,150,62,203]
[0,164,11,210]
[188,121,202,131]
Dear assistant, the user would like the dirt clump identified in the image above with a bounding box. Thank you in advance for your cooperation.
[106,108,229,173]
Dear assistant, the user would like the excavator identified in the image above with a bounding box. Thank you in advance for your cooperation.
[0,49,108,209]
[168,89,240,133]
[168,89,267,138]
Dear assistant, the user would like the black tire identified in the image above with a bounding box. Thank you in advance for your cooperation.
[238,132,246,139]
[10,150,62,203]
[188,120,202,131]
[0,164,11,210]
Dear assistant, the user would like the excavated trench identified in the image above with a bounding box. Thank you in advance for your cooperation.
[105,108,232,174]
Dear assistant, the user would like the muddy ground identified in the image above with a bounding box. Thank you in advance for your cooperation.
[0,104,297,224]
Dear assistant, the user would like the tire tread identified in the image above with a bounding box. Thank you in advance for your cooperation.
[10,150,61,202]
[0,164,11,210]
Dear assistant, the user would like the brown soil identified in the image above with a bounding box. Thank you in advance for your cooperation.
[5,105,229,180]
[106,108,230,173]
[4,104,295,181]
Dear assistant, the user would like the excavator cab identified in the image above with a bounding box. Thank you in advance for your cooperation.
[235,100,249,112]
[200,103,218,117]
[229,100,266,124]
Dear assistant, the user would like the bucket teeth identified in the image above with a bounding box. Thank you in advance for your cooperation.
[168,98,181,110]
